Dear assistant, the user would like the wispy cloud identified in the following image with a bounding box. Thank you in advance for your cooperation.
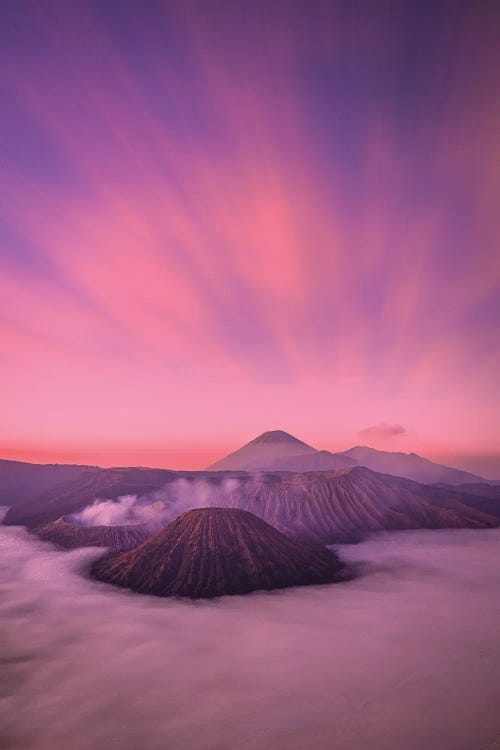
[359,424,406,439]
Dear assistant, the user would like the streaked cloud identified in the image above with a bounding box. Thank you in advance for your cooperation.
[0,1,498,465]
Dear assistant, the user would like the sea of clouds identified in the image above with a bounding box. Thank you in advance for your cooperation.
[0,520,499,750]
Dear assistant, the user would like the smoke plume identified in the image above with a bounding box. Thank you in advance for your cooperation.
[69,478,241,527]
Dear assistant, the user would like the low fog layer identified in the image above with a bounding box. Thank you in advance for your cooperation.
[1,526,499,750]
[69,478,241,526]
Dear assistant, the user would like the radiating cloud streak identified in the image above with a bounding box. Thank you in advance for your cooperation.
[0,0,498,465]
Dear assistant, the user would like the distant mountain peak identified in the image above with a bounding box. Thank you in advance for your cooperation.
[206,433,487,483]
[207,430,316,471]
[250,430,311,446]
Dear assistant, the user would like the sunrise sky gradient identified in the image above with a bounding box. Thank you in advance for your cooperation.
[1,0,499,475]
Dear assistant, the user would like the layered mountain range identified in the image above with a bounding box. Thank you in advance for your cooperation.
[2,435,498,600]
[91,508,347,598]
[8,465,497,550]
[208,431,488,484]
[2,432,498,549]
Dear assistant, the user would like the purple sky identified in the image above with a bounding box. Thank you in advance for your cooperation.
[0,0,498,473]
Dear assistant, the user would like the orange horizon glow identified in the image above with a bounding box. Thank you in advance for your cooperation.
[1,439,499,480]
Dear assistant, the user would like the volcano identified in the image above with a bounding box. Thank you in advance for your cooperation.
[207,430,488,484]
[207,430,317,471]
[35,516,155,551]
[91,507,346,598]
[219,466,500,544]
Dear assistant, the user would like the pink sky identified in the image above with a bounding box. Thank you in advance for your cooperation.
[0,2,498,475]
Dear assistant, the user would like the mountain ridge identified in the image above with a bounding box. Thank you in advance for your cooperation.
[207,430,489,484]
[215,465,499,544]
[2,444,498,544]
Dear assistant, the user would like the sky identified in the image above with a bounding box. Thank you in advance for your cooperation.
[1,0,499,474]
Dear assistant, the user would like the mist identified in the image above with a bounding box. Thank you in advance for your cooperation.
[1,525,499,750]
[69,478,241,527]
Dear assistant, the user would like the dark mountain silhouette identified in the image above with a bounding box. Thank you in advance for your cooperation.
[91,507,346,598]
[208,430,317,471]
[0,458,95,507]
[35,517,155,551]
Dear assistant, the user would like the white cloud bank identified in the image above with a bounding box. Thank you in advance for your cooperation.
[0,526,499,750]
